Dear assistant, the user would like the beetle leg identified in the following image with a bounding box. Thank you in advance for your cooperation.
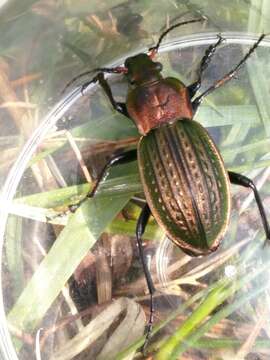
[93,72,130,117]
[89,149,137,197]
[136,204,156,352]
[228,171,270,242]
[68,149,137,213]
[192,34,265,111]
[188,34,224,98]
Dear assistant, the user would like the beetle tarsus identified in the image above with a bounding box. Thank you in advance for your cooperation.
[142,293,154,354]
[136,204,156,351]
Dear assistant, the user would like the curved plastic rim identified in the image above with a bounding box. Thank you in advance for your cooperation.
[0,32,269,359]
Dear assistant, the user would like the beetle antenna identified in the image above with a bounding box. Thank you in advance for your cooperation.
[148,17,206,57]
[62,66,127,93]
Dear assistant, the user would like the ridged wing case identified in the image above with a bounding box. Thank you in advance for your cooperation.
[138,119,231,256]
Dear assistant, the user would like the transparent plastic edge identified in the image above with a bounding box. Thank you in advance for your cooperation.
[0,32,268,359]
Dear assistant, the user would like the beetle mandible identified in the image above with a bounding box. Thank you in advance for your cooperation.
[66,18,269,348]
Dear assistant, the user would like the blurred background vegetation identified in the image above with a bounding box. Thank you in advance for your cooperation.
[1,1,270,360]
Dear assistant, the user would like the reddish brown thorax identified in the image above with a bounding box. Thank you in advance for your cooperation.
[124,53,193,135]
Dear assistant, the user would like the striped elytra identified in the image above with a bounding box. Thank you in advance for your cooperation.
[138,119,231,256]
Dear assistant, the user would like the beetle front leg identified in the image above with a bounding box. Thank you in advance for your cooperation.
[228,171,270,242]
[136,204,156,353]
[188,35,224,99]
[90,72,130,117]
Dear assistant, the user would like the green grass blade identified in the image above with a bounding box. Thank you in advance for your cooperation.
[5,215,24,299]
[175,281,269,357]
[7,193,132,350]
[155,260,270,360]
[155,280,231,360]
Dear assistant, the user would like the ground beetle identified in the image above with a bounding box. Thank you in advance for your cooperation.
[66,18,270,349]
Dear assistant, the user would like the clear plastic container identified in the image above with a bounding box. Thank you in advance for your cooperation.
[1,2,270,360]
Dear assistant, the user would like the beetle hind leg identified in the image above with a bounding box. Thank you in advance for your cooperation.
[228,171,270,243]
[136,204,156,353]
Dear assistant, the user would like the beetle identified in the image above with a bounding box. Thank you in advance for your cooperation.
[65,19,270,348]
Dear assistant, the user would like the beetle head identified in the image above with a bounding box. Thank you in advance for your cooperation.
[124,53,163,85]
